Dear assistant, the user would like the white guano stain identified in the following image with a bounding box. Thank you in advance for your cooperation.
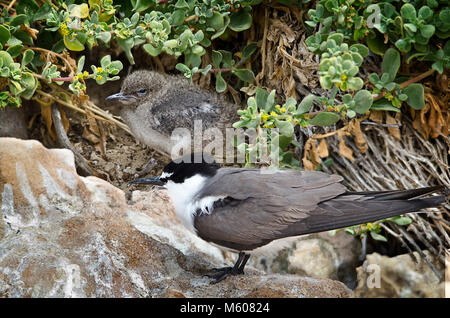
[13,162,40,228]
[1,183,23,231]
[128,269,147,293]
[57,168,78,191]
[83,178,109,204]
[51,148,76,169]
[16,162,38,209]
[38,163,68,199]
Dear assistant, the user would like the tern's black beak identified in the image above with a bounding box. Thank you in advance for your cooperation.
[105,92,132,101]
[129,176,165,186]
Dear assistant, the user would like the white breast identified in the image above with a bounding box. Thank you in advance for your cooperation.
[165,175,225,234]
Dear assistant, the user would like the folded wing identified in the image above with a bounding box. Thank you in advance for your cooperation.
[194,169,446,251]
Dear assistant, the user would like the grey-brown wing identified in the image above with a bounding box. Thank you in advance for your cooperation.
[194,170,446,251]
[193,169,347,250]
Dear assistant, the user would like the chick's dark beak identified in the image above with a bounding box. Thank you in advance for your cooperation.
[105,92,132,101]
[129,176,164,186]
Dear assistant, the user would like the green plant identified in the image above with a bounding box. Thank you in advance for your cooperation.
[306,0,449,73]
[338,215,413,242]
[370,48,425,111]
[0,0,266,108]
[304,0,448,119]
[0,1,126,108]
[175,42,257,92]
[312,33,368,91]
[233,89,343,168]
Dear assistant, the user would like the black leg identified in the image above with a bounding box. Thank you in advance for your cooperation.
[206,252,251,284]
[237,253,250,274]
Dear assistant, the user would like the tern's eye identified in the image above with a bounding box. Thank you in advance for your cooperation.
[137,88,147,95]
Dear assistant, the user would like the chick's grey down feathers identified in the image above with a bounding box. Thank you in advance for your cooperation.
[115,70,239,155]
[193,168,446,251]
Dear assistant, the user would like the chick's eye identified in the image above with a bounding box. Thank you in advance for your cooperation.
[137,88,147,95]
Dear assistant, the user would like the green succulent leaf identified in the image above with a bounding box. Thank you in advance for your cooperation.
[275,120,294,137]
[382,48,401,82]
[255,87,269,110]
[272,134,293,149]
[229,10,252,32]
[401,3,417,20]
[370,231,387,242]
[371,99,402,112]
[328,33,344,45]
[265,89,276,112]
[395,39,411,52]
[309,112,340,126]
[20,73,37,99]
[116,38,135,65]
[296,94,315,114]
[319,75,333,89]
[11,14,29,27]
[0,51,14,67]
[232,69,255,83]
[6,44,24,58]
[367,35,388,56]
[211,50,223,69]
[207,12,225,31]
[389,216,412,226]
[97,32,112,44]
[63,35,85,52]
[350,44,369,58]
[347,77,364,91]
[403,84,425,110]
[241,42,258,63]
[143,43,162,57]
[133,0,152,12]
[420,25,435,38]
[215,72,227,93]
[353,90,373,114]
[170,10,186,26]
[21,49,35,67]
[0,25,11,46]
[418,6,433,20]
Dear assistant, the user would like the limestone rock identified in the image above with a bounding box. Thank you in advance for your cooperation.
[249,231,360,288]
[354,252,444,298]
[0,138,351,298]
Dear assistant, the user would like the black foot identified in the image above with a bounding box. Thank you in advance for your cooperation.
[208,266,233,273]
[205,267,244,284]
[204,252,250,284]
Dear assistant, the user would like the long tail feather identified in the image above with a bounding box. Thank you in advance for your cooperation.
[346,185,446,201]
[298,186,447,235]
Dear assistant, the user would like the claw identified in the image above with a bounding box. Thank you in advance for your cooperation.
[204,266,245,284]
[204,252,250,284]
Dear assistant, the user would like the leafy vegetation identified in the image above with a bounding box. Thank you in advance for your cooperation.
[236,0,448,172]
[0,0,263,108]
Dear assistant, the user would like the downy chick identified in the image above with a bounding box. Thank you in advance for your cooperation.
[106,70,239,156]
